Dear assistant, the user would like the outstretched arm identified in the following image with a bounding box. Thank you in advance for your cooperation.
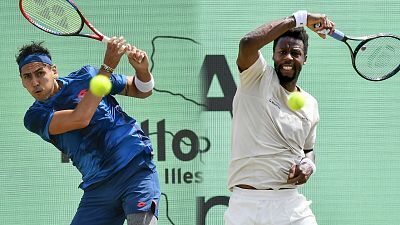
[237,11,334,72]
[237,16,296,72]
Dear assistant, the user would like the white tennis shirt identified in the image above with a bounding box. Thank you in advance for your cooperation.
[227,53,320,190]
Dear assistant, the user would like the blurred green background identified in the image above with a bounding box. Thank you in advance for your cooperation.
[1,0,399,224]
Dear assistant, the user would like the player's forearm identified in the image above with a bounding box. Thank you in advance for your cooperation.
[135,68,152,82]
[131,68,154,97]
[135,69,153,97]
[120,76,153,99]
[240,16,296,54]
[237,16,296,71]
[49,92,101,135]
[304,150,316,164]
[75,91,102,123]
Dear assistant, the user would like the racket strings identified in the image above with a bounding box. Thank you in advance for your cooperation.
[22,0,82,34]
[355,37,400,79]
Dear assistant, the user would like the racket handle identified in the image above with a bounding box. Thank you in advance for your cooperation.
[101,35,143,63]
[314,23,345,41]
[102,36,110,43]
[101,35,128,53]
[329,29,345,41]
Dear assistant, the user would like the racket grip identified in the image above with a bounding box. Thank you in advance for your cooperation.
[102,36,110,43]
[101,35,129,55]
[101,36,142,63]
[314,23,345,41]
[329,29,345,41]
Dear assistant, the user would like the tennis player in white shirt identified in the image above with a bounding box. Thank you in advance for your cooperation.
[224,11,335,225]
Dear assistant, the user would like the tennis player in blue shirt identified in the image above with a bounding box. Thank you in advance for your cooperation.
[16,37,160,225]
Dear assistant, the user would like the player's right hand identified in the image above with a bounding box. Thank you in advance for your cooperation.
[104,36,127,69]
[306,13,335,39]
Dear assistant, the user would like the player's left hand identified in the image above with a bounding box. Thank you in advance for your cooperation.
[286,163,313,185]
[126,44,149,71]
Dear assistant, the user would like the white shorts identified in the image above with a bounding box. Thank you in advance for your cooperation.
[224,187,317,225]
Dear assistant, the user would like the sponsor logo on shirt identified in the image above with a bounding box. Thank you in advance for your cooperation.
[137,201,146,208]
[77,89,87,100]
[300,116,309,121]
[268,98,281,109]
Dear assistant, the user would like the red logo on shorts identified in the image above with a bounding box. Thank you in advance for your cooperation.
[137,202,146,208]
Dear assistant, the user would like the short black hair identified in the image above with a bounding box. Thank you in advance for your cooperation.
[16,41,52,65]
[273,27,309,55]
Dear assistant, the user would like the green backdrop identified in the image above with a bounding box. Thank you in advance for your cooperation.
[1,0,399,224]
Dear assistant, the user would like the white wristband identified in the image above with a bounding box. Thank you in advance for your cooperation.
[299,157,316,173]
[134,75,154,92]
[293,10,308,28]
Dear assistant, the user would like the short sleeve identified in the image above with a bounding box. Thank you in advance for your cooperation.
[85,65,126,95]
[304,102,320,150]
[24,106,54,142]
[239,52,267,83]
[304,123,318,150]
[109,74,127,95]
[238,52,275,94]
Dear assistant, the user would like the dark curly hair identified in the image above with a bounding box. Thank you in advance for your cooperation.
[273,27,309,55]
[16,41,52,65]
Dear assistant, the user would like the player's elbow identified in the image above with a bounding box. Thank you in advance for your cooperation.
[239,35,255,50]
[72,117,91,129]
[238,36,258,60]
[79,118,91,128]
[137,90,152,99]
[70,112,92,129]
[143,90,153,98]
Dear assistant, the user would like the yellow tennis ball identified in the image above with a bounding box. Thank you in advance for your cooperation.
[287,92,305,111]
[89,75,112,97]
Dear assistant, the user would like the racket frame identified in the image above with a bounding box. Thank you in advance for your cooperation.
[329,30,400,81]
[19,0,109,42]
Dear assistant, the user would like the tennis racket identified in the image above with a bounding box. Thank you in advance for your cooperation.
[19,0,112,42]
[315,24,400,81]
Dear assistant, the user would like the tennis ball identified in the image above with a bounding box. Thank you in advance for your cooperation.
[287,92,305,111]
[89,75,112,97]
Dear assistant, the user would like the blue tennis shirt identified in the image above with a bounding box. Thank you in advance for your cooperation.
[24,65,153,189]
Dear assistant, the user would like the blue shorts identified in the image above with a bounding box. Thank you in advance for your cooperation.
[71,151,160,225]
